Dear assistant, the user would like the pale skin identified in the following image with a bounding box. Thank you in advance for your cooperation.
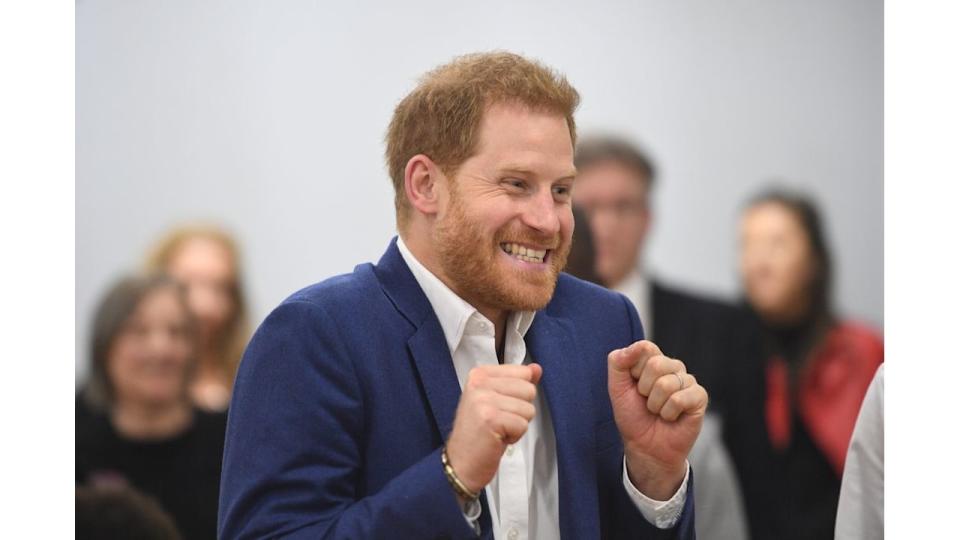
[166,237,237,409]
[739,202,817,325]
[109,287,195,440]
[402,102,707,504]
[572,160,653,288]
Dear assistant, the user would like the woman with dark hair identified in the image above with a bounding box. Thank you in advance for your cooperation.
[724,189,883,539]
[76,274,226,540]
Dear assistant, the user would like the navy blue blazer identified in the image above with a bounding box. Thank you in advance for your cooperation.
[219,238,696,539]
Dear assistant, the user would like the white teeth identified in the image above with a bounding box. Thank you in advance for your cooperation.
[500,243,547,263]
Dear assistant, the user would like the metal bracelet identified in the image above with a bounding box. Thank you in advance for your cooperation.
[441,446,480,501]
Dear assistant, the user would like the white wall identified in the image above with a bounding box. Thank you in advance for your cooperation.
[76,0,883,382]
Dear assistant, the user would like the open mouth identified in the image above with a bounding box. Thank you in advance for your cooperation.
[500,242,549,264]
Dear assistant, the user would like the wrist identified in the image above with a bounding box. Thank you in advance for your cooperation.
[624,451,687,501]
[442,446,481,502]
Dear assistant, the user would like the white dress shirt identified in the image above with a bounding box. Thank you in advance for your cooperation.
[397,238,687,539]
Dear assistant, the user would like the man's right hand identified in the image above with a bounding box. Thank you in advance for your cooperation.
[445,363,543,494]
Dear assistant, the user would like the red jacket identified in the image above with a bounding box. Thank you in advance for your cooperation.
[766,322,884,474]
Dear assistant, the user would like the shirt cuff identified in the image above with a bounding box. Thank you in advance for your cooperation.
[621,458,690,529]
[460,497,482,536]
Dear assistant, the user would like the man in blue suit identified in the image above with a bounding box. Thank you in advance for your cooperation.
[219,52,708,539]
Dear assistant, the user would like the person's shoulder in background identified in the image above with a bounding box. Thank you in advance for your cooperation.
[827,321,884,360]
[651,279,761,409]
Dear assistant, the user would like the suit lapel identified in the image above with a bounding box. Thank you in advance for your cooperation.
[374,237,462,439]
[374,239,496,536]
[526,313,600,539]
[406,318,461,439]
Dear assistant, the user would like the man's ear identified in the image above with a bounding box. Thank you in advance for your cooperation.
[404,154,444,218]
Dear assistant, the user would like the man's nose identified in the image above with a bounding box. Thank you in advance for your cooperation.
[521,190,561,236]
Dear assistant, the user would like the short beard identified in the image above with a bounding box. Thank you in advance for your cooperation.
[434,189,571,313]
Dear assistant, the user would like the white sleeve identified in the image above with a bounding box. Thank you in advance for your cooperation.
[622,459,690,529]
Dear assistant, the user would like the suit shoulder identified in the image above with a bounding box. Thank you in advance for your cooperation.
[281,263,380,312]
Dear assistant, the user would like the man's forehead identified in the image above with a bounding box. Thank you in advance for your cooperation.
[576,160,650,192]
[473,103,574,174]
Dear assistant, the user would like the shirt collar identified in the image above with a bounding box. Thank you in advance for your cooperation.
[396,236,536,354]
[612,264,653,337]
[612,266,647,299]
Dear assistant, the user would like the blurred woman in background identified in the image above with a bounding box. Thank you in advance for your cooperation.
[76,274,226,540]
[146,224,250,412]
[723,189,883,540]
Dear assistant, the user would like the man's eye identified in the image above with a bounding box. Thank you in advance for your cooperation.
[504,179,526,190]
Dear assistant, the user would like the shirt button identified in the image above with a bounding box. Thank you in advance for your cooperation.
[505,445,515,456]
[508,528,519,540]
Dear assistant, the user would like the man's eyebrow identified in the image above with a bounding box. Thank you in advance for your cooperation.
[498,166,578,181]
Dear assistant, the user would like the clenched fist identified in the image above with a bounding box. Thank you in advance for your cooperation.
[445,364,542,495]
[608,340,708,500]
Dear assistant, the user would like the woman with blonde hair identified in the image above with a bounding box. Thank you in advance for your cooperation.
[146,224,251,412]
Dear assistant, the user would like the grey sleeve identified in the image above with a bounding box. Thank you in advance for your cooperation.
[835,364,885,540]
[688,413,750,540]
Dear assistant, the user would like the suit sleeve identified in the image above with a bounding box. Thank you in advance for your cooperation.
[602,294,697,540]
[218,300,477,539]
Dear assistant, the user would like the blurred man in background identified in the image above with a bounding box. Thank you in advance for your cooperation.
[572,136,749,539]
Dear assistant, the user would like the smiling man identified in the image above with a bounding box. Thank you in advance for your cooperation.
[219,52,706,539]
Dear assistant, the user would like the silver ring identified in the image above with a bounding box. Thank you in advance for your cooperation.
[674,372,685,390]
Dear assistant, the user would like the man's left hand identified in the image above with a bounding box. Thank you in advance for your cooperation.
[607,340,708,500]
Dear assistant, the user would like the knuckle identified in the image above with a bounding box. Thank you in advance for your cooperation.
[648,355,664,372]
[467,368,485,386]
[523,403,537,420]
[654,376,671,393]
[668,392,685,408]
[478,404,496,425]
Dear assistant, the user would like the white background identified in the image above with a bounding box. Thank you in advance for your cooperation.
[5,2,959,538]
[76,0,883,382]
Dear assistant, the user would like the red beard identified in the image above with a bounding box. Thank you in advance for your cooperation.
[433,190,571,313]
